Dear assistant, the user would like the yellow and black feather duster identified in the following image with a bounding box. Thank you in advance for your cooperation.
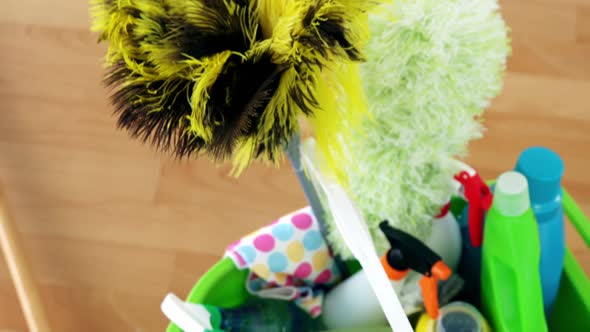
[91,0,376,173]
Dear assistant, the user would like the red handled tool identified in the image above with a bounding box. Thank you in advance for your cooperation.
[454,168,493,247]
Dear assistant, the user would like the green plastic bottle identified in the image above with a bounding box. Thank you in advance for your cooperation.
[480,171,547,332]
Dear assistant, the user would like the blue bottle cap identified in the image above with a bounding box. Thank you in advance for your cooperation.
[515,147,564,204]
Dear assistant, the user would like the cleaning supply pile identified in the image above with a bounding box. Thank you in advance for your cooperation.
[90,0,588,332]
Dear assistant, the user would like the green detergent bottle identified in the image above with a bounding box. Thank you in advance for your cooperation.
[481,171,547,332]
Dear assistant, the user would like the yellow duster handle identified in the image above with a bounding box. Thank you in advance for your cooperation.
[0,187,51,332]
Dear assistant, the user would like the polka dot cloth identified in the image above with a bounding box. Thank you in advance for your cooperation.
[226,207,340,284]
[225,206,341,317]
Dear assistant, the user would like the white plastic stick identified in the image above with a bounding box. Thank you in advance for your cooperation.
[301,139,413,332]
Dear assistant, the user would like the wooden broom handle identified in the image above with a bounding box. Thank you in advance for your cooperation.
[0,188,52,332]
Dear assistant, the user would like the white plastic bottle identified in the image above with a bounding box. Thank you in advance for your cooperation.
[322,269,398,329]
[427,200,462,272]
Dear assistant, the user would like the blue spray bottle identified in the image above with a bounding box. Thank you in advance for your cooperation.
[515,146,565,317]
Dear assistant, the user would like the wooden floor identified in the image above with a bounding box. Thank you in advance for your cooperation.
[0,0,588,331]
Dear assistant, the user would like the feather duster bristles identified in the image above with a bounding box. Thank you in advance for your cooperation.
[323,0,511,257]
[91,0,377,174]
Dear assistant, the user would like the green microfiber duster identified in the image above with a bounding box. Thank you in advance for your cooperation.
[324,0,511,257]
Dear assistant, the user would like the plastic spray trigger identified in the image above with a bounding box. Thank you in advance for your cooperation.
[379,222,452,319]
[454,169,493,247]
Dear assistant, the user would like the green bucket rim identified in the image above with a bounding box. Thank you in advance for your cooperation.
[166,188,590,332]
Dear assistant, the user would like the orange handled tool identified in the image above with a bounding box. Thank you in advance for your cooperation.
[419,261,452,318]
[379,221,453,319]
[0,185,52,332]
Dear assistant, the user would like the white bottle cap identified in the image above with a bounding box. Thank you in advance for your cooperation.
[494,171,531,217]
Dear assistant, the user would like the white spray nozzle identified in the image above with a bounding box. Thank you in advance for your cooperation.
[452,160,479,198]
[454,160,477,177]
[161,293,212,332]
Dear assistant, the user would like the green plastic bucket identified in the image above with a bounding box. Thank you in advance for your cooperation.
[166,188,590,331]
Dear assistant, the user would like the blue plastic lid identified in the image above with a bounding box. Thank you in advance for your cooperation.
[515,147,564,204]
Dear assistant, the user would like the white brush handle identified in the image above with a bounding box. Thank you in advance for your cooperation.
[321,183,413,332]
[301,140,413,332]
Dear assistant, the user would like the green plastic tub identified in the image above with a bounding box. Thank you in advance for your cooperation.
[166,188,590,331]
